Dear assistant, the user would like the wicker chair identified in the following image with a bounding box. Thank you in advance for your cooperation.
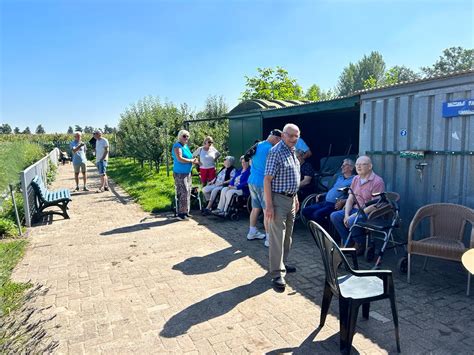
[406,203,474,295]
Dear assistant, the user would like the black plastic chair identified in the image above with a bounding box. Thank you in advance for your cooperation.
[308,221,401,354]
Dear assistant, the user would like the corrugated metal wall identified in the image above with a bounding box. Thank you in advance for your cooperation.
[360,73,474,234]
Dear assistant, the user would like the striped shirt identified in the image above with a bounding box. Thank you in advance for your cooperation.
[265,141,300,194]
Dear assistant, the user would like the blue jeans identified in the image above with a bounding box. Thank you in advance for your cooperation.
[302,201,335,226]
[96,160,108,175]
[330,208,366,245]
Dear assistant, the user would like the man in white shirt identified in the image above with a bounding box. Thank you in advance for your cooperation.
[94,129,109,193]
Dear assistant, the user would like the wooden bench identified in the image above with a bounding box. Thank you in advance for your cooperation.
[30,175,72,222]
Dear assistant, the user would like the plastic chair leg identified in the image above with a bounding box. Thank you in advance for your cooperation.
[320,282,333,327]
[362,302,370,319]
[338,299,350,353]
[389,294,401,353]
[345,301,360,354]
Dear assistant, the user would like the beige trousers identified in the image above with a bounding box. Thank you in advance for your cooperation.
[268,192,296,279]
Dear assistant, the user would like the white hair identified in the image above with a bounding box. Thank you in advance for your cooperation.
[74,131,82,136]
[283,123,300,133]
[177,129,190,139]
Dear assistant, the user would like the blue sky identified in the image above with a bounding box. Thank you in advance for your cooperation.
[1,0,473,133]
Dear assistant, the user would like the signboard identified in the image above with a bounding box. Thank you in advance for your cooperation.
[442,99,474,118]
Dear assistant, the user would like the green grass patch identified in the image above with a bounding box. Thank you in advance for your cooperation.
[108,157,176,213]
[0,239,30,316]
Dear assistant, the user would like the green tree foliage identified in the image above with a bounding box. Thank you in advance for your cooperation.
[83,126,94,134]
[384,65,420,84]
[241,67,304,101]
[35,124,45,134]
[0,124,12,134]
[305,84,322,101]
[67,126,74,134]
[337,51,386,95]
[74,125,83,132]
[13,127,20,134]
[421,46,474,76]
[116,96,189,171]
[103,125,114,134]
[22,127,31,134]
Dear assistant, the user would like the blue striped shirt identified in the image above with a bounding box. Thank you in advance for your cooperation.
[265,141,300,194]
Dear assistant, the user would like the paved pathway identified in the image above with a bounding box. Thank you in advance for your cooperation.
[12,163,474,354]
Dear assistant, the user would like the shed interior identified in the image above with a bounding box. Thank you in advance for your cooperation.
[262,107,360,170]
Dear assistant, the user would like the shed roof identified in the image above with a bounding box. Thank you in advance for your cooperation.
[228,99,312,115]
[355,69,474,95]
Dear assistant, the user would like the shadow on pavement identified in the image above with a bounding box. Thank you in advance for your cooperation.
[267,327,360,355]
[160,276,269,338]
[100,217,178,235]
[172,246,247,275]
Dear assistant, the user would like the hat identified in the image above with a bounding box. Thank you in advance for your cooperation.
[270,129,282,137]
[93,129,103,134]
[224,155,235,165]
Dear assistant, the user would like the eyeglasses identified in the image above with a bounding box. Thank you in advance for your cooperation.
[207,141,213,144]
[182,135,189,138]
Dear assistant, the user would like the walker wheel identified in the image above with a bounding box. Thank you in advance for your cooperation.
[365,247,375,262]
[230,213,239,221]
[398,257,408,274]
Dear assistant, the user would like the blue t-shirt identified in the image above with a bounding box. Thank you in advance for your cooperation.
[172,142,193,174]
[295,137,310,153]
[69,140,87,165]
[326,174,355,203]
[248,140,272,187]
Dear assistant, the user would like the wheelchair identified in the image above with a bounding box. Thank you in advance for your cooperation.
[212,192,250,221]
[344,191,405,268]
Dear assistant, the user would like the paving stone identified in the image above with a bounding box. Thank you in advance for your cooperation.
[9,163,474,354]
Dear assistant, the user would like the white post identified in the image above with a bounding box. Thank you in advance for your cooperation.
[20,170,31,227]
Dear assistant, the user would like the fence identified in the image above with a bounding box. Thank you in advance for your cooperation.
[20,148,60,227]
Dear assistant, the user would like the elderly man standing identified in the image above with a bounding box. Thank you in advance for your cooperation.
[70,131,89,191]
[94,129,110,193]
[264,123,301,291]
[330,155,385,254]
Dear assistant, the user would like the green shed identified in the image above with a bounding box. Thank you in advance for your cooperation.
[227,96,361,169]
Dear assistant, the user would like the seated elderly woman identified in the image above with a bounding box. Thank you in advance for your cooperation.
[201,156,236,213]
[212,156,250,217]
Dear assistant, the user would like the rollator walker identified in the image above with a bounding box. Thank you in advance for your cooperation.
[341,187,405,268]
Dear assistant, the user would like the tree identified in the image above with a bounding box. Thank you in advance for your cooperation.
[241,67,304,101]
[421,46,474,76]
[67,126,74,134]
[305,84,322,101]
[74,125,83,132]
[337,51,386,96]
[22,127,31,134]
[35,124,45,134]
[84,126,94,134]
[14,127,20,134]
[0,123,12,134]
[384,66,420,84]
[103,125,114,134]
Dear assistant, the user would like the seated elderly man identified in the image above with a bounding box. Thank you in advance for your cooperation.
[302,159,355,231]
[330,155,385,254]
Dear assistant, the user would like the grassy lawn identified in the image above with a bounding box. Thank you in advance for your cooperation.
[108,157,176,213]
[0,239,30,316]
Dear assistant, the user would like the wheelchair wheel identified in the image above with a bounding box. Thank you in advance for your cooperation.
[398,257,408,274]
[230,213,240,221]
[299,193,319,226]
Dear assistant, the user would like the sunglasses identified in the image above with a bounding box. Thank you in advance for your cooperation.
[207,141,214,144]
[182,135,189,138]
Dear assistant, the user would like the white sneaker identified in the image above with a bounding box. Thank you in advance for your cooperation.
[264,237,269,247]
[247,230,266,240]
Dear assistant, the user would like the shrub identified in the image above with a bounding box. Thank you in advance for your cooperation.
[0,218,17,238]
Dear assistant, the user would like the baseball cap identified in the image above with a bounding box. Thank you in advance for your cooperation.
[270,129,282,137]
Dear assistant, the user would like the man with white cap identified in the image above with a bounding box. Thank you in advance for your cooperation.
[93,129,109,193]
